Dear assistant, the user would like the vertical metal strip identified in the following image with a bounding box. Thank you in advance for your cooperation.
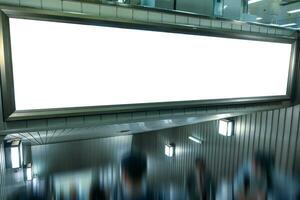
[275,108,286,168]
[288,105,300,173]
[281,107,293,173]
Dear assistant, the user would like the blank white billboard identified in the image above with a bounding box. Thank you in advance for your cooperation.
[9,18,292,111]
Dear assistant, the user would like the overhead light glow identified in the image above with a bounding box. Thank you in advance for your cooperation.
[280,23,297,27]
[11,147,20,168]
[256,17,263,20]
[223,5,228,9]
[165,144,175,157]
[188,136,202,143]
[219,119,234,136]
[287,9,300,14]
[248,0,262,4]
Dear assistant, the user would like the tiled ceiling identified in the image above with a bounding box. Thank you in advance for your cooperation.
[243,0,300,28]
[4,113,242,145]
[67,0,300,28]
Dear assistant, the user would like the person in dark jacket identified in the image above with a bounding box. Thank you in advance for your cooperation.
[113,152,161,200]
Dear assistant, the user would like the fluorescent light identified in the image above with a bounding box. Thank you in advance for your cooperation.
[11,147,20,168]
[165,145,171,157]
[280,23,297,27]
[219,120,228,136]
[223,5,228,9]
[287,9,300,14]
[26,165,32,181]
[227,121,233,136]
[165,144,175,157]
[219,119,234,136]
[256,17,263,20]
[269,23,280,27]
[248,0,262,4]
[188,136,202,143]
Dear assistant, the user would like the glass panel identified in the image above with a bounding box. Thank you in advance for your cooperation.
[9,18,292,111]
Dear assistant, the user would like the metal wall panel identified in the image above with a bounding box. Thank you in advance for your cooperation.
[132,104,300,188]
[31,135,133,177]
[0,136,6,200]
[1,104,297,196]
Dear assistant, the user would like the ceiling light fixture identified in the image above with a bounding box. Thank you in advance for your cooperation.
[269,23,280,26]
[11,146,20,168]
[219,119,234,136]
[188,136,202,143]
[248,0,262,4]
[165,143,175,157]
[287,9,300,14]
[256,17,263,20]
[280,23,297,27]
[26,163,32,181]
[5,140,23,169]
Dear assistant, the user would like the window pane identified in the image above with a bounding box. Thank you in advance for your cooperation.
[9,18,292,111]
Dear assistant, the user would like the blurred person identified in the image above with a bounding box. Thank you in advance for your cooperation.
[234,152,299,200]
[89,170,107,200]
[215,180,233,200]
[59,189,65,200]
[186,157,214,200]
[113,152,161,200]
[89,182,107,200]
[70,184,79,200]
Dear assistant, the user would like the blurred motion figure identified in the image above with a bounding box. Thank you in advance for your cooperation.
[186,158,214,200]
[89,169,107,200]
[113,152,160,200]
[234,152,299,200]
[89,182,107,200]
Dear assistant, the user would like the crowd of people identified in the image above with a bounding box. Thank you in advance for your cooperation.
[88,151,299,200]
[7,151,300,200]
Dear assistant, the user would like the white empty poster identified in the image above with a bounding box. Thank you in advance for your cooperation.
[9,18,292,110]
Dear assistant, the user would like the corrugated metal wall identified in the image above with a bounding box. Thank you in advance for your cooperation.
[31,135,133,177]
[0,136,6,200]
[132,104,300,187]
[7,104,299,197]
